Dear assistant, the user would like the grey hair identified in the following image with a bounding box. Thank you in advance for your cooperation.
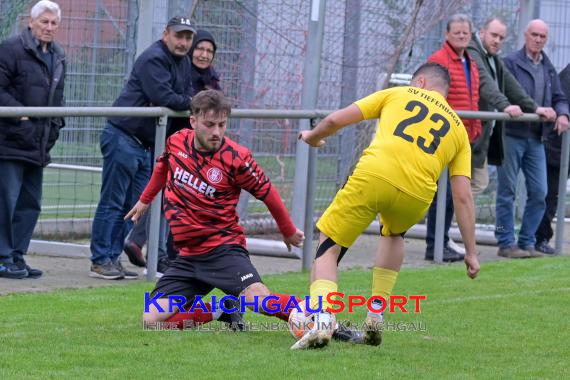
[525,19,549,33]
[446,13,472,32]
[31,0,61,21]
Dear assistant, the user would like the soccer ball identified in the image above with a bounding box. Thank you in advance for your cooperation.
[287,300,313,340]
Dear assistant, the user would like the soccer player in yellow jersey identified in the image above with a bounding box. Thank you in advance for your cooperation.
[292,62,480,350]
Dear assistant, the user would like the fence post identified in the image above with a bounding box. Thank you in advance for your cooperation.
[298,0,326,270]
[433,168,448,264]
[555,131,570,255]
[136,0,154,57]
[146,115,167,281]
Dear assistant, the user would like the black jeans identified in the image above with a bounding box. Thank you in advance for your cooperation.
[425,177,453,251]
[535,163,566,243]
[0,161,43,263]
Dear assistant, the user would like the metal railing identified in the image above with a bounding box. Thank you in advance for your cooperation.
[1,107,568,280]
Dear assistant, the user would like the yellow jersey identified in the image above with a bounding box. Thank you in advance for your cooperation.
[353,86,471,203]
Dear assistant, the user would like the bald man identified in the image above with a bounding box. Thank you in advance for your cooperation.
[496,19,569,258]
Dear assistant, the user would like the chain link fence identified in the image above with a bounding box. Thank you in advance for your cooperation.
[1,0,569,239]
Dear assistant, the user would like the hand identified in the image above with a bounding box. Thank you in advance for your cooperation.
[298,130,326,148]
[283,228,305,251]
[535,107,556,122]
[503,105,523,117]
[554,115,569,135]
[124,200,150,223]
[464,253,480,279]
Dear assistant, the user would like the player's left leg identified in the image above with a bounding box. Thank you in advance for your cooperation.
[240,282,292,320]
[362,189,430,346]
[292,172,379,350]
[362,234,404,346]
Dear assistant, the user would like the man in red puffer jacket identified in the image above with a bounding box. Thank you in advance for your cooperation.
[424,13,481,262]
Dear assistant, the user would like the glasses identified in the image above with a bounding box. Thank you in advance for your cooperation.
[194,46,215,56]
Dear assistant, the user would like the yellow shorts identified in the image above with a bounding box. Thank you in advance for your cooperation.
[316,172,431,247]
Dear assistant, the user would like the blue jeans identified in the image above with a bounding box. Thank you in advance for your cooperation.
[495,135,547,248]
[0,161,42,263]
[90,123,151,265]
[425,174,453,251]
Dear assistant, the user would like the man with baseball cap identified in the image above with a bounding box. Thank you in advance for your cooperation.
[89,17,195,280]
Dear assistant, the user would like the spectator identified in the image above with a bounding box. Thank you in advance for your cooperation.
[122,29,223,269]
[89,17,195,280]
[0,0,65,279]
[468,18,555,193]
[467,17,556,259]
[497,19,569,258]
[425,14,481,262]
[535,63,570,254]
[189,29,221,95]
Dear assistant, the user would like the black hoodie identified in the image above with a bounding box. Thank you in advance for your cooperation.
[189,30,221,96]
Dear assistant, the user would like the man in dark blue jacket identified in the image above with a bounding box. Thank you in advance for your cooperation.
[496,19,569,258]
[89,17,195,280]
[535,64,570,253]
[0,0,65,279]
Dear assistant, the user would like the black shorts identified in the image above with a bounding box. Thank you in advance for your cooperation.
[151,244,263,302]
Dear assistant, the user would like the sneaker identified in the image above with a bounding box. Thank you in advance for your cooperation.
[520,246,544,258]
[448,238,466,254]
[112,260,139,279]
[332,322,365,344]
[13,256,42,278]
[89,262,124,280]
[0,262,28,279]
[290,312,334,350]
[142,257,171,279]
[425,246,465,262]
[535,241,555,255]
[217,299,246,331]
[123,240,146,267]
[497,245,531,259]
[362,312,384,346]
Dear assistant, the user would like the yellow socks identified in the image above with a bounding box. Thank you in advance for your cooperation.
[371,266,398,301]
[309,279,338,310]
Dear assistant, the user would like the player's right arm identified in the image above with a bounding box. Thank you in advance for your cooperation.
[124,159,168,223]
[299,104,364,147]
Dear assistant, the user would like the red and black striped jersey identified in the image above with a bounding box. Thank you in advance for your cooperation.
[140,128,296,256]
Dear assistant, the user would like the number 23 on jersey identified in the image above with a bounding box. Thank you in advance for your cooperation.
[393,100,451,154]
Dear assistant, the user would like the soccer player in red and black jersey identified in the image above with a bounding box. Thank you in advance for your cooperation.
[126,90,306,330]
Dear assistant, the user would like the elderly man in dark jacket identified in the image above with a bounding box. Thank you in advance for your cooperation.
[0,0,65,279]
[534,64,570,253]
[89,17,195,280]
[496,19,569,258]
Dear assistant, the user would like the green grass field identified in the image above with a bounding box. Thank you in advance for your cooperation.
[1,257,569,379]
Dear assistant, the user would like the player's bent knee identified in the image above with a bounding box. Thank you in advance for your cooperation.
[240,282,270,309]
[142,298,174,323]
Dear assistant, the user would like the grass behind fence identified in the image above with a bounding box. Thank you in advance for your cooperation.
[1,257,569,379]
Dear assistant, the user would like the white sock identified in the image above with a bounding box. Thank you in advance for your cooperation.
[368,300,384,319]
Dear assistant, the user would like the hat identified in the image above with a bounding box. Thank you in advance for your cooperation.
[166,17,196,33]
[190,30,218,56]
